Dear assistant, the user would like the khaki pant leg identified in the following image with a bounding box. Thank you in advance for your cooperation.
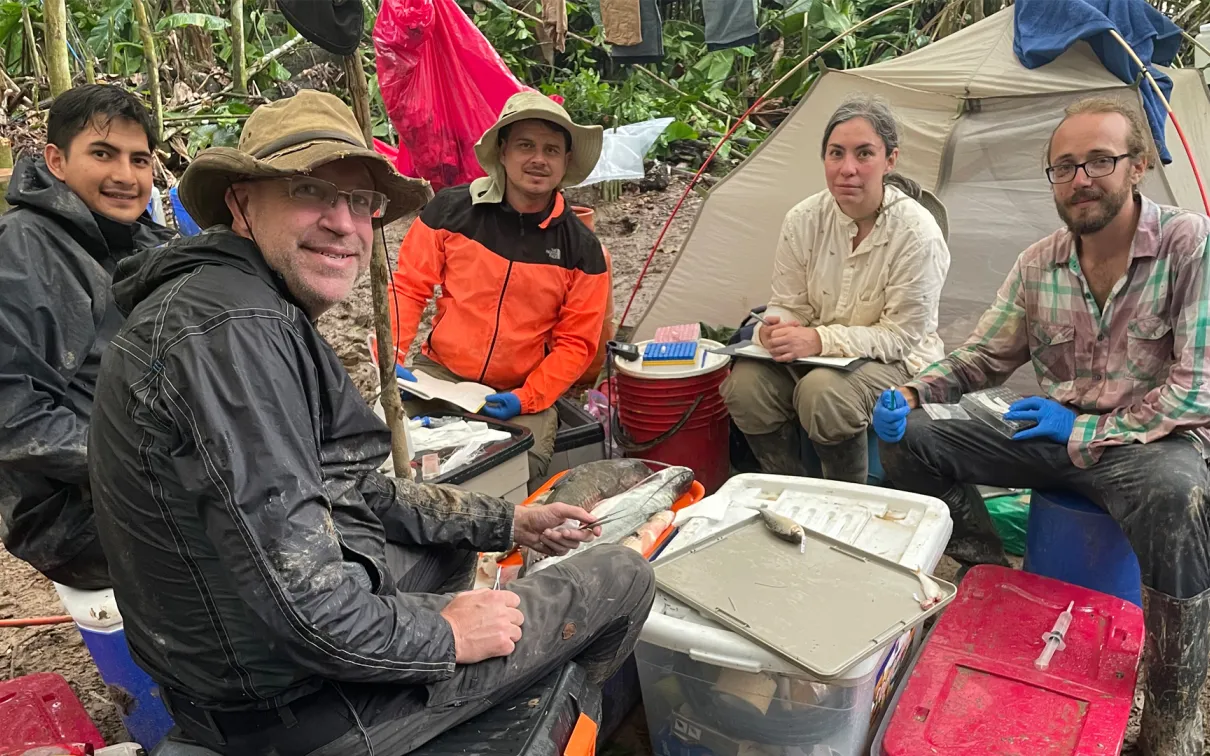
[719,358,800,435]
[507,406,559,485]
[793,360,912,445]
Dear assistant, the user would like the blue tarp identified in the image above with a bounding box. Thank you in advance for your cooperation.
[1013,0,1182,163]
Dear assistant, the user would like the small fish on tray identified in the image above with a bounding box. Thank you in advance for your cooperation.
[747,506,807,553]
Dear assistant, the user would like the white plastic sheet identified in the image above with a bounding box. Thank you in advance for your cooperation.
[573,117,675,187]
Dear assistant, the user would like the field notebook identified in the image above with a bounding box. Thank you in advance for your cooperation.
[399,370,494,414]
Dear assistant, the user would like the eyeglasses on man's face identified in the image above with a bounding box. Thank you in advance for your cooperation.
[1045,154,1132,185]
[284,176,389,218]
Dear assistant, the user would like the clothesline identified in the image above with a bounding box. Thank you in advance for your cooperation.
[498,1,743,123]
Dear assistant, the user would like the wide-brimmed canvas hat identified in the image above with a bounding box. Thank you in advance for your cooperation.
[179,89,432,228]
[917,188,949,243]
[470,91,603,204]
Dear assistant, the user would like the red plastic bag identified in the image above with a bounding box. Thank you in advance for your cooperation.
[373,0,529,191]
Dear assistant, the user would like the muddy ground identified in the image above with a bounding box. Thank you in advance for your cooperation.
[1,178,1207,752]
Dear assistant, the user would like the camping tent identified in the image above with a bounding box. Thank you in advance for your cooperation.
[632,7,1210,347]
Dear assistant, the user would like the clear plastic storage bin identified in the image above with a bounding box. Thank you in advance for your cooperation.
[638,474,953,756]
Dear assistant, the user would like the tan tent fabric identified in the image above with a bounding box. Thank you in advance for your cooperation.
[633,7,1210,344]
[1160,67,1210,211]
[856,8,1121,98]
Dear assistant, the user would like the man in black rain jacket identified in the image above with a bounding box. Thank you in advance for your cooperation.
[0,84,173,588]
[89,90,655,755]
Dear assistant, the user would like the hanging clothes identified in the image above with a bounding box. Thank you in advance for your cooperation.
[609,0,663,63]
[601,0,642,47]
[541,0,568,53]
[703,0,759,52]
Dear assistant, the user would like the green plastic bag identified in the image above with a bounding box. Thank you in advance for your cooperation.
[986,492,1030,556]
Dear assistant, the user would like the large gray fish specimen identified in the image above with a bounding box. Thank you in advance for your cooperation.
[531,459,653,510]
[527,465,695,575]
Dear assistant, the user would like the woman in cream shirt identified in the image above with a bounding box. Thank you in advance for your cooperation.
[721,94,950,483]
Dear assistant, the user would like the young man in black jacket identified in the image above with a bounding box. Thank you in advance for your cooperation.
[89,90,655,755]
[0,84,173,589]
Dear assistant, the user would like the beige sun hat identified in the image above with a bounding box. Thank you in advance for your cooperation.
[917,188,949,243]
[469,91,603,205]
[179,89,432,228]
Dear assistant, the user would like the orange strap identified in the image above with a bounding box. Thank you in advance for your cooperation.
[564,712,598,756]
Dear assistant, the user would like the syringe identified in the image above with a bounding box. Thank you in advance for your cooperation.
[1035,601,1074,671]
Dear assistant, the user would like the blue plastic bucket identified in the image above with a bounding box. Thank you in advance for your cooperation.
[169,185,202,236]
[53,584,176,748]
[1022,489,1142,606]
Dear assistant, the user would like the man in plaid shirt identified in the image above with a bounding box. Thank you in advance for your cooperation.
[875,97,1210,756]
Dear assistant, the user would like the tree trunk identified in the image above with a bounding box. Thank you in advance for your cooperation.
[132,0,164,142]
[343,53,414,481]
[43,0,71,97]
[172,0,215,68]
[0,139,12,214]
[230,0,247,94]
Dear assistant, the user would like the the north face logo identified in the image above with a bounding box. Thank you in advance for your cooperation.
[546,248,562,260]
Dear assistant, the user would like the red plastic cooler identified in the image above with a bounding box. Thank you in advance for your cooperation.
[880,565,1144,755]
[0,673,104,754]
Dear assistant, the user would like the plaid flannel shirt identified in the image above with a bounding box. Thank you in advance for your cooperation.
[908,196,1210,468]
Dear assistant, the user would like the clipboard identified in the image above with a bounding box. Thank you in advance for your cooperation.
[710,340,869,372]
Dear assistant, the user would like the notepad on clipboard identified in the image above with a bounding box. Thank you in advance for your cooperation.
[710,340,866,370]
[398,370,495,414]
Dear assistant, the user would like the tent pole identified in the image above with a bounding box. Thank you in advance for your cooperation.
[617,0,925,329]
[1107,29,1210,216]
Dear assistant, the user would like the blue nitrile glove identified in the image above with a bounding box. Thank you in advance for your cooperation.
[482,392,522,420]
[395,364,417,399]
[1003,396,1076,444]
[873,389,912,443]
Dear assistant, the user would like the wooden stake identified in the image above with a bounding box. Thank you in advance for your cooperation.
[342,53,413,480]
[230,0,247,94]
[43,0,71,97]
[131,0,164,142]
[0,138,12,214]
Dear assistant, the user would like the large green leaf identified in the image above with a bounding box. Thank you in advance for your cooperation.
[156,12,230,32]
[692,50,735,84]
[664,120,699,142]
[781,0,813,18]
[819,3,850,35]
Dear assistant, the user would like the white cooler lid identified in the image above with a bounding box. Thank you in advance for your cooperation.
[641,474,953,681]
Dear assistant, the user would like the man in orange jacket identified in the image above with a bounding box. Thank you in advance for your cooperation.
[389,93,609,482]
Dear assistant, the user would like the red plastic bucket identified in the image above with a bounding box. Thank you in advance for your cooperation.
[614,341,732,494]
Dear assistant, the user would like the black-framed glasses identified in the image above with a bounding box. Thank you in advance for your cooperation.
[1045,154,1132,185]
[285,176,388,218]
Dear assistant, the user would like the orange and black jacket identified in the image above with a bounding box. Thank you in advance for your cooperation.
[389,185,609,414]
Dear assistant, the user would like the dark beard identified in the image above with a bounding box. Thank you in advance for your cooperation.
[1055,182,1132,236]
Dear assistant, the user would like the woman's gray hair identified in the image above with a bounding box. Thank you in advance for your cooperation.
[820,94,921,201]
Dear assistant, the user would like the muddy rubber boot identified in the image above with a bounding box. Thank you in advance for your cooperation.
[812,433,868,484]
[743,424,809,477]
[945,483,1011,573]
[1139,586,1210,756]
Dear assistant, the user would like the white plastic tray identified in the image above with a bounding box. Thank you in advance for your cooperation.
[642,474,953,681]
